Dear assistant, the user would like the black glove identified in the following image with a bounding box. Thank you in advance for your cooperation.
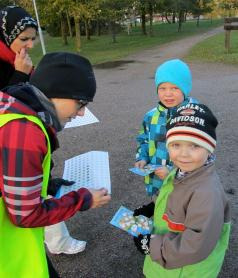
[133,202,155,218]
[47,178,75,196]
[133,234,151,255]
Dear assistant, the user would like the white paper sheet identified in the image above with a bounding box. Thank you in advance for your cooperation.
[57,151,111,197]
[64,107,99,128]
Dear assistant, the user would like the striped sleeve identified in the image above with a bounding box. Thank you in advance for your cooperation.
[0,119,92,228]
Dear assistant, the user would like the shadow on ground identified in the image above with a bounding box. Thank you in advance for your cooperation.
[94,60,136,69]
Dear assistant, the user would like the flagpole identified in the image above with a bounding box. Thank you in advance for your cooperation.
[32,0,46,55]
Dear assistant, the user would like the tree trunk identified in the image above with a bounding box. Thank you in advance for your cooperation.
[133,8,137,27]
[127,22,131,35]
[60,14,68,45]
[196,15,200,27]
[148,2,153,36]
[134,19,137,27]
[178,10,183,32]
[141,5,147,35]
[184,11,187,22]
[85,20,90,40]
[66,11,73,38]
[109,21,116,43]
[96,19,101,36]
[165,12,171,24]
[74,16,81,51]
[172,11,176,23]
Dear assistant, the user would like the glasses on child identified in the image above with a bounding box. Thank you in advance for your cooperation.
[77,100,88,110]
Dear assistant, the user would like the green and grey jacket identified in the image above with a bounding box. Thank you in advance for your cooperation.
[144,163,231,278]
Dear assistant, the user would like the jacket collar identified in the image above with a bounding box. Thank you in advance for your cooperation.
[0,40,15,65]
[157,97,191,114]
[174,163,215,186]
[1,83,62,132]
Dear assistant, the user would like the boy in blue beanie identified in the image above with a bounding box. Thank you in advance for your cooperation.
[134,59,198,199]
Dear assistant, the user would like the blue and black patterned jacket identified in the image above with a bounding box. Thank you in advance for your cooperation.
[136,97,199,196]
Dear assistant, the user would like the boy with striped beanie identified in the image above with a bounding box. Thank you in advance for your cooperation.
[166,103,217,154]
[134,103,231,278]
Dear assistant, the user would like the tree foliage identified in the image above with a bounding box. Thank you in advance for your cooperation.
[219,0,238,16]
[0,0,14,9]
[5,0,226,51]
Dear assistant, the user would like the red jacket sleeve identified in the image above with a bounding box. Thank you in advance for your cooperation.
[0,118,92,228]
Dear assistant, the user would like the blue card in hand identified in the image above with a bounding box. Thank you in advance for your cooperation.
[129,164,161,176]
[110,206,153,237]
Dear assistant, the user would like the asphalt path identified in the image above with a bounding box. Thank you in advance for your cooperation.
[50,26,238,278]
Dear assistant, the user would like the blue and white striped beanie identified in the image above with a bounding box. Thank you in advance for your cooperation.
[155,59,192,98]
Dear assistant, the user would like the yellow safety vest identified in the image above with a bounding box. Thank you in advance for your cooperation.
[0,114,51,278]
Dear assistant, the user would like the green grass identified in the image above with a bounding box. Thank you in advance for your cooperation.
[30,19,223,65]
[186,31,238,65]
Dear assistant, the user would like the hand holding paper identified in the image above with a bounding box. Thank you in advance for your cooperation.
[89,188,111,208]
[154,166,169,180]
[134,160,147,169]
[129,164,161,177]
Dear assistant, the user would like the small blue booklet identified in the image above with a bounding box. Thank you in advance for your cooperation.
[129,164,161,176]
[110,206,153,237]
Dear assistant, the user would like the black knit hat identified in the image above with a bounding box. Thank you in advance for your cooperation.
[30,52,96,102]
[166,103,218,153]
[0,6,38,46]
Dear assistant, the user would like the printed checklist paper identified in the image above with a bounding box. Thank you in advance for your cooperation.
[64,107,99,128]
[57,151,111,197]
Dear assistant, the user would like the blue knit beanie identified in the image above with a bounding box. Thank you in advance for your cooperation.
[155,59,192,98]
